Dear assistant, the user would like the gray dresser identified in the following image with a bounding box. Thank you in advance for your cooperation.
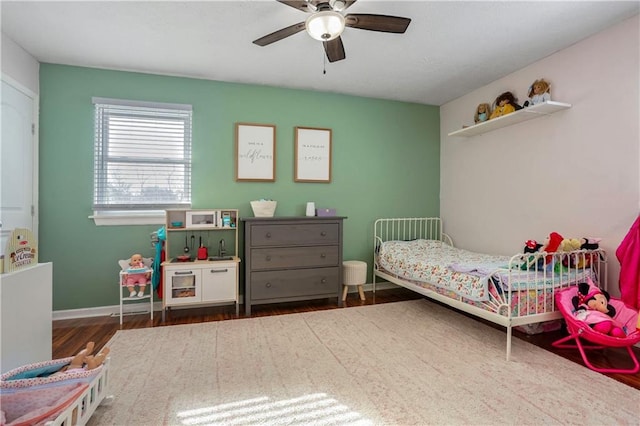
[242,216,346,315]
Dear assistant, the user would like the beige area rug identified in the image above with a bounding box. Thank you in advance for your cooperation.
[88,300,639,426]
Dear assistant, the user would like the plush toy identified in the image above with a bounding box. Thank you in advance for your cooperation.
[559,238,581,252]
[572,281,625,337]
[524,239,542,253]
[474,103,491,123]
[523,78,551,107]
[122,253,151,298]
[540,231,563,263]
[521,239,544,270]
[557,237,587,270]
[489,91,522,119]
[580,237,601,250]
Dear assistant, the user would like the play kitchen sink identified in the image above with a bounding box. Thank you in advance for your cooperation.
[207,256,233,261]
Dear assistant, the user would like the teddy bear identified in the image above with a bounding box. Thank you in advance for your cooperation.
[523,78,551,107]
[489,91,522,119]
[571,281,625,337]
[474,103,491,123]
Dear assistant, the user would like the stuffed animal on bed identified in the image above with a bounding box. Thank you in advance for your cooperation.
[580,237,601,250]
[541,232,563,263]
[572,282,626,337]
[521,233,563,270]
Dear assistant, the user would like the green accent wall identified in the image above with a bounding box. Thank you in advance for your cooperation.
[39,64,440,311]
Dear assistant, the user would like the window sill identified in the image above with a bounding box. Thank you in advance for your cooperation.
[90,211,165,226]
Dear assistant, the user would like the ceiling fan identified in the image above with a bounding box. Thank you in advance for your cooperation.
[253,0,411,63]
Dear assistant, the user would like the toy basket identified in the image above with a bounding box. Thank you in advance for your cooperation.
[250,200,277,217]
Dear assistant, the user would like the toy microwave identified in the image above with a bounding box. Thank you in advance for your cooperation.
[186,210,216,228]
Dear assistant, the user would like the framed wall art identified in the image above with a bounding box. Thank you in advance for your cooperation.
[294,126,332,183]
[235,122,276,182]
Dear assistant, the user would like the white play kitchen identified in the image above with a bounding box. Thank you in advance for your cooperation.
[162,209,240,319]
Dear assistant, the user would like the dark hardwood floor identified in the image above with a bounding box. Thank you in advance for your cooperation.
[53,287,640,390]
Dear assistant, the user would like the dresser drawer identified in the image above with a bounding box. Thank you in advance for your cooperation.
[250,223,339,247]
[250,268,340,300]
[251,246,339,270]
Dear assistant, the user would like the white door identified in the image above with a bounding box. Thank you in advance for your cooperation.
[0,79,36,257]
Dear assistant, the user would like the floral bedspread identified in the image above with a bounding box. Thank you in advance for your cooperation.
[376,239,594,302]
[377,239,510,301]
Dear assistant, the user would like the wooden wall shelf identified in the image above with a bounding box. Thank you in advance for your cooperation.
[448,101,571,137]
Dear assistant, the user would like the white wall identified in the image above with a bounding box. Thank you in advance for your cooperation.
[440,15,639,294]
[1,32,39,93]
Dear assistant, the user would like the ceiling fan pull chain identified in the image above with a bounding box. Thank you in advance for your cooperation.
[323,49,327,75]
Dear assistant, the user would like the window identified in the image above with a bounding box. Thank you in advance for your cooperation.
[92,97,192,224]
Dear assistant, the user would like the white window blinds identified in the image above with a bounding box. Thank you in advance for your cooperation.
[93,98,192,211]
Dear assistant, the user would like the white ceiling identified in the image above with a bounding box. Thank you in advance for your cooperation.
[2,1,638,105]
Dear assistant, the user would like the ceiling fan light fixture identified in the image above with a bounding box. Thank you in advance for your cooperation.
[305,11,345,41]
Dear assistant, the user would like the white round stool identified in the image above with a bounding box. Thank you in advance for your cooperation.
[343,260,367,301]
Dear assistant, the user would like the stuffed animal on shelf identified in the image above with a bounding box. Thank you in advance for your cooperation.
[474,103,491,123]
[489,91,522,119]
[122,253,151,298]
[572,281,625,337]
[523,79,551,107]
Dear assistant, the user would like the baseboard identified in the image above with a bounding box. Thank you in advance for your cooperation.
[52,282,400,320]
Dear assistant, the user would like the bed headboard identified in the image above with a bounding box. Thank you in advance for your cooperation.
[374,217,446,245]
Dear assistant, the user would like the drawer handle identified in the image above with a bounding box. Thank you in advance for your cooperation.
[175,271,193,275]
[266,255,271,261]
[266,282,272,288]
[320,231,326,236]
[209,269,228,273]
[321,278,327,283]
[266,232,272,238]
[320,253,326,258]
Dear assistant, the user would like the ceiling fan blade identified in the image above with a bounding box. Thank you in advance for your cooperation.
[253,22,306,46]
[323,37,346,63]
[276,1,311,13]
[345,14,411,33]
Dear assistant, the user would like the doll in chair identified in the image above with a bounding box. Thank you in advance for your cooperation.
[122,253,151,297]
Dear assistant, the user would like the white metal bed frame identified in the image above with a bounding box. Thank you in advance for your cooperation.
[373,217,607,360]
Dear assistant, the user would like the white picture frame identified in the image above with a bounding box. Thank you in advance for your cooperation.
[235,123,276,182]
[294,126,332,183]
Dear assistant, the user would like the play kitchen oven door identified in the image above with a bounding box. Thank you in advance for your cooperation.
[165,268,199,304]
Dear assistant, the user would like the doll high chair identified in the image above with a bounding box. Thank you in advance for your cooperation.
[118,257,154,325]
